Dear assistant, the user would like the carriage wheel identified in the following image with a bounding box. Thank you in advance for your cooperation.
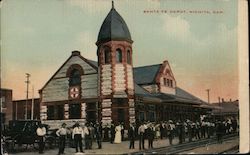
[33,141,39,150]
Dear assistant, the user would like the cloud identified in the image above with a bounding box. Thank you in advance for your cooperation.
[162,14,237,51]
[162,15,192,42]
[74,31,97,60]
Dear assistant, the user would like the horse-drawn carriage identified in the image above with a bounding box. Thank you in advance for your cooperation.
[2,120,58,152]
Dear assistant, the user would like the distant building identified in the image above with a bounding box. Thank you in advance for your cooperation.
[0,88,13,125]
[211,99,239,121]
[13,98,40,120]
[39,3,212,129]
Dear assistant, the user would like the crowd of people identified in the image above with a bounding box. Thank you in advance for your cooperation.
[35,118,238,154]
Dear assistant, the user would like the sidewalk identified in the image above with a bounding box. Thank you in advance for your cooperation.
[8,136,239,155]
[8,138,179,155]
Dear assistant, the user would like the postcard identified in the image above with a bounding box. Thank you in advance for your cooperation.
[0,0,248,154]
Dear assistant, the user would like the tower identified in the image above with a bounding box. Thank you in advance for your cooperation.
[96,2,135,128]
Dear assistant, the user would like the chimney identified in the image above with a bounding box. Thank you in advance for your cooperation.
[230,98,232,102]
[72,50,81,56]
[222,98,224,102]
[218,97,221,103]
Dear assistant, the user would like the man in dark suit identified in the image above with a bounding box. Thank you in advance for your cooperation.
[94,122,102,149]
[128,123,136,149]
[110,121,115,143]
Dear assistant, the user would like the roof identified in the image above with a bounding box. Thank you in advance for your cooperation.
[97,4,132,44]
[13,98,40,102]
[134,84,161,103]
[212,101,239,114]
[176,87,205,103]
[133,64,161,85]
[151,92,203,105]
[86,59,98,68]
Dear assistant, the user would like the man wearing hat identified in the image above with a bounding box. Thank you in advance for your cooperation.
[56,123,67,155]
[167,120,174,145]
[36,124,46,154]
[128,123,136,149]
[72,122,84,153]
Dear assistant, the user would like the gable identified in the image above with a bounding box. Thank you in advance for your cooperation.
[54,56,97,78]
[40,52,98,92]
[156,60,176,82]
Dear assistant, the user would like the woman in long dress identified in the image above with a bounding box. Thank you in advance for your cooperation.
[114,124,122,143]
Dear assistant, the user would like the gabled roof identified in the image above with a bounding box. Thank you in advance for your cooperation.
[133,64,162,85]
[40,51,98,92]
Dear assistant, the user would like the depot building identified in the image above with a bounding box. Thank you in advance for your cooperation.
[39,4,212,129]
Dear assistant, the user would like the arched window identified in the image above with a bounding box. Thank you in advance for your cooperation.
[127,50,131,64]
[104,48,111,64]
[116,48,122,63]
[69,69,81,86]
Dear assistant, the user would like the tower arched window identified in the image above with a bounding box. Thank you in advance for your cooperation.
[116,48,122,63]
[69,69,81,86]
[127,50,131,64]
[104,48,111,64]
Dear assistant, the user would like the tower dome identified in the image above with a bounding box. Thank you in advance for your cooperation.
[96,2,132,45]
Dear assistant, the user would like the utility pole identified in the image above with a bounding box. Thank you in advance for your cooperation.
[25,73,30,120]
[31,85,34,120]
[206,89,210,104]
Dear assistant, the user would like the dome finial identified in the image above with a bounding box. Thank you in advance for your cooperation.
[112,0,114,9]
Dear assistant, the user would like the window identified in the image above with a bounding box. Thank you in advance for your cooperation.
[56,105,64,120]
[47,105,64,120]
[139,112,145,122]
[1,97,6,108]
[170,80,173,87]
[147,111,155,122]
[47,106,54,120]
[167,79,170,86]
[127,50,131,64]
[69,69,81,86]
[116,48,122,63]
[104,48,110,64]
[69,103,81,119]
[163,78,167,86]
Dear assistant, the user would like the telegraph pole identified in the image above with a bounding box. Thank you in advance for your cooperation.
[31,85,34,120]
[25,73,30,120]
[206,89,210,104]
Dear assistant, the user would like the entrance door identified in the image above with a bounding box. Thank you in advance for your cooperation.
[117,108,125,124]
[86,103,97,123]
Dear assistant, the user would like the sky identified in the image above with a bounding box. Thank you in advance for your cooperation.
[1,0,238,103]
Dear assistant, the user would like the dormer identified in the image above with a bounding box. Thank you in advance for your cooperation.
[155,60,176,95]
